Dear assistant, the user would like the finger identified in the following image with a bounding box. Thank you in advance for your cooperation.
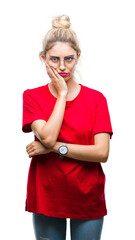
[45,61,52,73]
[26,145,35,154]
[45,62,59,79]
[26,144,31,150]
[26,148,32,157]
[26,144,33,151]
[50,67,66,80]
[28,152,34,158]
[44,60,49,67]
[26,147,34,154]
[52,68,63,79]
[27,149,36,158]
[48,67,58,80]
[26,142,34,149]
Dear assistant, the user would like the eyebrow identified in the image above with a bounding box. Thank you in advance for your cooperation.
[49,55,75,58]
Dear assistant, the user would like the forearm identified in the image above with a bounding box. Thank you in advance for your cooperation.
[28,133,110,162]
[33,93,67,148]
[52,141,109,163]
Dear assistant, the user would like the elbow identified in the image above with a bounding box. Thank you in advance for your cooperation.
[41,137,56,149]
[101,156,108,163]
[100,150,109,163]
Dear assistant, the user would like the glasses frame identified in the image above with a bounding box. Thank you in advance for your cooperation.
[45,53,78,67]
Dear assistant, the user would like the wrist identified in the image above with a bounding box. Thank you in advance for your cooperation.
[57,91,67,99]
[58,143,68,157]
[51,142,61,153]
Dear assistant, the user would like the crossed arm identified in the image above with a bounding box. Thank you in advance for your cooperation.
[26,132,110,163]
[26,78,110,163]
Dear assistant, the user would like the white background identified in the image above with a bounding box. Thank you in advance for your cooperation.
[0,0,135,239]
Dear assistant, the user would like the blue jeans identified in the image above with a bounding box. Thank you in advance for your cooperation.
[32,213,104,240]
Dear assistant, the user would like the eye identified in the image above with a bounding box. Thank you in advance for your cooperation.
[50,57,59,62]
[65,56,74,62]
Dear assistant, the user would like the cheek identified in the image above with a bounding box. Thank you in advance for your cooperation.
[69,65,76,74]
[48,63,56,68]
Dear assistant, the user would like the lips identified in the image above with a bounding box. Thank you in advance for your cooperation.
[59,72,68,77]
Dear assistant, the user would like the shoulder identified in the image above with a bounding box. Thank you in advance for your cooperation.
[80,84,106,104]
[23,84,48,99]
[23,84,47,95]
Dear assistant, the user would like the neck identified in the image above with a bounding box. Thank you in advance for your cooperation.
[66,78,78,89]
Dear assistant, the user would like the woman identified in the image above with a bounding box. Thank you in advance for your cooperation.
[22,15,113,240]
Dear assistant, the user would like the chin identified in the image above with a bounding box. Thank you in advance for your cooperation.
[65,75,73,81]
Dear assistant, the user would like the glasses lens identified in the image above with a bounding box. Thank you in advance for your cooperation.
[49,57,59,66]
[47,55,77,67]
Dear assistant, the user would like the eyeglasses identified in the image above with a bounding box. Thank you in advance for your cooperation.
[46,54,77,67]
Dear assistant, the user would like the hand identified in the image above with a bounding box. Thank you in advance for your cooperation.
[45,61,68,96]
[26,141,51,158]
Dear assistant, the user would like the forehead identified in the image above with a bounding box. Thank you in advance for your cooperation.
[47,42,76,56]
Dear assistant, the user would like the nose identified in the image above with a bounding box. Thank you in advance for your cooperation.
[59,60,66,71]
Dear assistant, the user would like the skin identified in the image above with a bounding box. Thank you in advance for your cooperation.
[42,41,81,100]
[26,41,110,163]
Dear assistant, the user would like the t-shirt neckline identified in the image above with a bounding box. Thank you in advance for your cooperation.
[47,83,82,105]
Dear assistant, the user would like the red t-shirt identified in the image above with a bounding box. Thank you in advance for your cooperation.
[22,83,113,220]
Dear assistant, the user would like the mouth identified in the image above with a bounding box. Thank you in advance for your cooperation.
[59,72,68,77]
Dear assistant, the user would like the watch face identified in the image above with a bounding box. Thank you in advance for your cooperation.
[59,146,68,155]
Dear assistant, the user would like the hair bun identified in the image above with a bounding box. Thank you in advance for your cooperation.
[52,15,71,29]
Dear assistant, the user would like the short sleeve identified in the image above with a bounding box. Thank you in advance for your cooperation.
[22,89,45,133]
[93,96,113,139]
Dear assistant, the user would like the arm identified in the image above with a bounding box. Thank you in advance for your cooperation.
[26,133,110,163]
[31,62,68,148]
[31,93,67,148]
[52,133,110,163]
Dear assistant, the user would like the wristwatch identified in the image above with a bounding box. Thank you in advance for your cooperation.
[58,143,68,158]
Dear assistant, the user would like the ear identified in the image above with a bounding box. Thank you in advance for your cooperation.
[76,52,81,64]
[41,54,46,63]
[77,52,81,58]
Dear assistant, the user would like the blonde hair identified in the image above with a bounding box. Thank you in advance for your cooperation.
[39,15,81,59]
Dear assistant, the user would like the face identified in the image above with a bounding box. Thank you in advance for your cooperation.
[42,41,80,82]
